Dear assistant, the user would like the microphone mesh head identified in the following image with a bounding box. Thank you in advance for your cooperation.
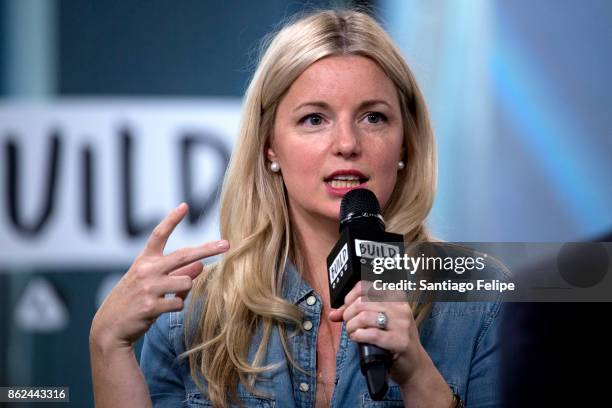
[340,188,381,222]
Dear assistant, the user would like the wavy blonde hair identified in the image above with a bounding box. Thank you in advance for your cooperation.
[182,8,437,408]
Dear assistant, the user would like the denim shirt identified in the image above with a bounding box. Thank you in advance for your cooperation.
[140,261,507,407]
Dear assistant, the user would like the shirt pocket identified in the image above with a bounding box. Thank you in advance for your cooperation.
[361,385,404,408]
[186,392,275,407]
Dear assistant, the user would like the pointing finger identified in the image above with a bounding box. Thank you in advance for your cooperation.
[143,203,188,256]
[157,240,229,274]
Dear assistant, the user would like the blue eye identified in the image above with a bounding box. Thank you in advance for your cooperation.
[365,112,387,124]
[301,114,323,126]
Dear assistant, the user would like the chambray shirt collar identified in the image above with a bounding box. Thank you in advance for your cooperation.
[281,261,315,305]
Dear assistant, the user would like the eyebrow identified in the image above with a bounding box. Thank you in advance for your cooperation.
[293,99,392,112]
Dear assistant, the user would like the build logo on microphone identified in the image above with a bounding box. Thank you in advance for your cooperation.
[328,243,349,289]
[355,239,401,259]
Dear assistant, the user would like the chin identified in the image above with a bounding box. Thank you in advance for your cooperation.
[317,203,342,223]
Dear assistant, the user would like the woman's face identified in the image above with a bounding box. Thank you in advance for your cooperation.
[268,55,404,223]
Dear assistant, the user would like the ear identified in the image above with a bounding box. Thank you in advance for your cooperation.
[265,142,278,162]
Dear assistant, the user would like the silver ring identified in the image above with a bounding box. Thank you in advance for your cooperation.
[376,311,388,330]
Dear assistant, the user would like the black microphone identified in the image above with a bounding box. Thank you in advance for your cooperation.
[326,188,404,400]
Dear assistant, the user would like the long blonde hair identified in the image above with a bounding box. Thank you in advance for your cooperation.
[182,8,437,407]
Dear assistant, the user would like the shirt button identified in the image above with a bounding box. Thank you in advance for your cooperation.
[299,382,309,392]
[303,320,313,331]
[306,295,317,306]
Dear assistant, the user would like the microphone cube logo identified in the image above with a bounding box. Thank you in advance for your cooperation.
[355,239,400,259]
[329,243,349,289]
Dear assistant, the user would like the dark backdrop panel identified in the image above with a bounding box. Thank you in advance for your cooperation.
[0,1,6,95]
[57,0,330,96]
[0,268,144,407]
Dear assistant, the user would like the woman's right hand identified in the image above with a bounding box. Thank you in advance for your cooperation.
[89,202,230,351]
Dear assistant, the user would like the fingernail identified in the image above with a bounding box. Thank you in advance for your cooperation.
[177,202,187,211]
[217,240,229,249]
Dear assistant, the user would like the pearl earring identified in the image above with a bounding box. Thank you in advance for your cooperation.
[398,160,405,170]
[270,161,280,172]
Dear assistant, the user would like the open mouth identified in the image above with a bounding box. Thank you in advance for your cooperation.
[324,174,369,189]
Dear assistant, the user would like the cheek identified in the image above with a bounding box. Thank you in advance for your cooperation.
[377,163,399,205]
[371,143,402,206]
[278,144,323,191]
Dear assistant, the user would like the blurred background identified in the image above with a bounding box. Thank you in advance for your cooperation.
[0,0,610,406]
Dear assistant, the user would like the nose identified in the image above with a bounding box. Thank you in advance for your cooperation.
[333,120,361,159]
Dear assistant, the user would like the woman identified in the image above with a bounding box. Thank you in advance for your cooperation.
[90,9,506,408]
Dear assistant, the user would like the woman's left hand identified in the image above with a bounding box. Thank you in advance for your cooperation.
[328,280,428,388]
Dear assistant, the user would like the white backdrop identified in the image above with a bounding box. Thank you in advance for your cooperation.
[0,99,242,267]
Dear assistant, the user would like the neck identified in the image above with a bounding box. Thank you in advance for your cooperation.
[290,205,339,304]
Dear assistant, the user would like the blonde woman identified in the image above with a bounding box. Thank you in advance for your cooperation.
[90,9,505,408]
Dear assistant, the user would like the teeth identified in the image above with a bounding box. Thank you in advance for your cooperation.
[332,175,360,181]
[330,179,361,188]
